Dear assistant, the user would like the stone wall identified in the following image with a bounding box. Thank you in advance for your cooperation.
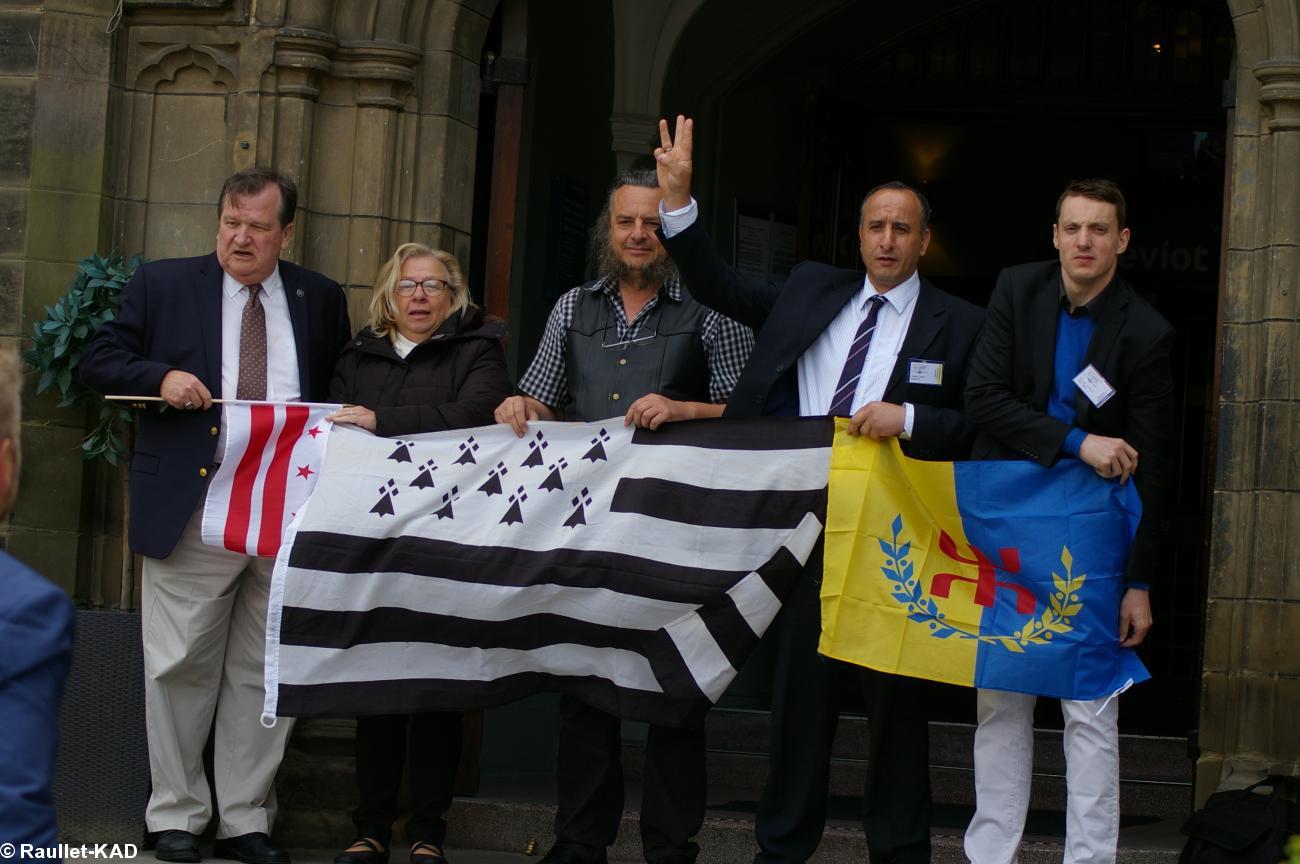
[0,0,119,599]
[1197,0,1300,802]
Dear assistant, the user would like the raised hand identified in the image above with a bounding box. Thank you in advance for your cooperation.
[655,115,694,209]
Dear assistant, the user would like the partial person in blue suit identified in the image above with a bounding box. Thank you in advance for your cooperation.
[0,346,75,855]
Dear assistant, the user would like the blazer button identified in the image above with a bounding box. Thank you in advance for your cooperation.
[199,467,208,478]
[618,358,627,366]
[611,393,621,401]
[210,426,219,436]
[776,363,785,372]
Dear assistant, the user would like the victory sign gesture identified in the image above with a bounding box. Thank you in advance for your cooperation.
[655,115,694,210]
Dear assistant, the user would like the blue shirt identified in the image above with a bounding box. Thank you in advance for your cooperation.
[1049,301,1094,458]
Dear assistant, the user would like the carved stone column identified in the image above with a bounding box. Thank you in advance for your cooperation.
[271,27,338,261]
[1197,47,1300,801]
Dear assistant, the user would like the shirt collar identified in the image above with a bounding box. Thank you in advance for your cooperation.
[587,274,683,303]
[222,264,283,299]
[1057,271,1110,319]
[859,270,921,315]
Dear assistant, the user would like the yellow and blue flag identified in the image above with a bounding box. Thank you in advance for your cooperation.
[820,421,1149,700]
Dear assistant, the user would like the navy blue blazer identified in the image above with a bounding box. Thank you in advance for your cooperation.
[660,219,985,461]
[80,253,351,559]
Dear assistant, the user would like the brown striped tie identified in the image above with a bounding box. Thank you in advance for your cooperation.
[236,283,267,401]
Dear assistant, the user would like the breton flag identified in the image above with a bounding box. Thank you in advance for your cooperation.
[201,402,339,557]
[820,422,1150,701]
[262,417,831,727]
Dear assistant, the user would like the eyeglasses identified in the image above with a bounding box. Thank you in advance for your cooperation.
[396,279,450,297]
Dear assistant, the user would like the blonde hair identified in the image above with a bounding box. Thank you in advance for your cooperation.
[367,242,474,337]
[0,347,21,443]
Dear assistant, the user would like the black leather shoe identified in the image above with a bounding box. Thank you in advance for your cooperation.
[155,830,201,863]
[335,837,389,864]
[537,846,607,864]
[213,833,290,864]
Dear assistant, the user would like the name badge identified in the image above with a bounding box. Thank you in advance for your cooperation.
[908,359,943,386]
[1073,364,1116,408]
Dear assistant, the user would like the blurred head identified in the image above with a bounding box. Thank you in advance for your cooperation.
[215,167,297,286]
[0,347,22,519]
[368,242,472,342]
[857,182,931,292]
[590,169,676,286]
[1053,179,1130,293]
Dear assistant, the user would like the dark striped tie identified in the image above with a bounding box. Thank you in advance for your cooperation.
[828,294,886,417]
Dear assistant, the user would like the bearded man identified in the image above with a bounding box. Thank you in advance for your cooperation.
[494,168,753,864]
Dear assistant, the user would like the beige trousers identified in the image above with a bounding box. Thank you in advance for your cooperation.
[141,509,295,837]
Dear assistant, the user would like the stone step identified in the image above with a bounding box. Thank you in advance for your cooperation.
[701,709,1194,782]
[280,714,1195,820]
[275,795,1186,864]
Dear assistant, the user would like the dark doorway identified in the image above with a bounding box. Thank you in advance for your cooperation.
[689,0,1231,736]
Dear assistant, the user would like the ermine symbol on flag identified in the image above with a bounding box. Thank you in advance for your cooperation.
[521,430,548,467]
[455,436,479,465]
[410,459,438,489]
[539,457,569,492]
[582,429,611,462]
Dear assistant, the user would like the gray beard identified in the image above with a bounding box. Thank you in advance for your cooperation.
[596,241,676,287]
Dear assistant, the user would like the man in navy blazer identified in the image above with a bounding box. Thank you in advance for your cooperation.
[81,168,350,864]
[0,347,75,856]
[654,117,984,864]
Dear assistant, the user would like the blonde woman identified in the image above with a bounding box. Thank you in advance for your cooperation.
[328,243,511,864]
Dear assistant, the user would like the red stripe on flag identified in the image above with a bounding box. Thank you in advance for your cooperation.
[224,404,276,552]
[257,405,312,556]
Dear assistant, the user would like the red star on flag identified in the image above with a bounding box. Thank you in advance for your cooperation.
[296,465,314,479]
[306,426,323,439]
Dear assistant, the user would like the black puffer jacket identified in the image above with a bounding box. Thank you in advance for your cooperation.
[329,306,511,437]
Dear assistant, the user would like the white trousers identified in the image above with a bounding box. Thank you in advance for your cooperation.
[964,689,1119,864]
[142,509,295,837]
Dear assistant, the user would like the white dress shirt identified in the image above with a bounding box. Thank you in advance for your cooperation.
[218,266,300,454]
[660,197,916,436]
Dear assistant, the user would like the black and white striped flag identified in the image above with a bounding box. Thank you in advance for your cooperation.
[263,417,832,727]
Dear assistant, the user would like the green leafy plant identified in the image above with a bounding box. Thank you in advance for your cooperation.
[23,253,144,464]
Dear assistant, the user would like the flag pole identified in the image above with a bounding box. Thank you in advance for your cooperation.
[104,396,342,409]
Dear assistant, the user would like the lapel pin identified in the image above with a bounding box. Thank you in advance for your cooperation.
[296,288,305,297]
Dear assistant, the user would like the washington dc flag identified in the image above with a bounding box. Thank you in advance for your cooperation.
[202,402,338,556]
[820,421,1150,701]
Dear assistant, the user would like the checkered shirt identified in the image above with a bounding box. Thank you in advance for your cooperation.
[517,276,754,408]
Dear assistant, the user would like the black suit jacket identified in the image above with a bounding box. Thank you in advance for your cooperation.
[964,260,1175,583]
[80,252,351,559]
[661,219,985,460]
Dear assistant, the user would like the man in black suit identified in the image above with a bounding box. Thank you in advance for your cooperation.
[962,179,1173,864]
[81,168,351,864]
[654,116,985,864]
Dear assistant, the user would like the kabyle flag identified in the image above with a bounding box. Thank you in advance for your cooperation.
[820,422,1150,701]
[202,402,339,557]
[262,417,832,727]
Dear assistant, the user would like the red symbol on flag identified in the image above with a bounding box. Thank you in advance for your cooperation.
[296,465,314,479]
[306,425,323,438]
[929,531,1035,614]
